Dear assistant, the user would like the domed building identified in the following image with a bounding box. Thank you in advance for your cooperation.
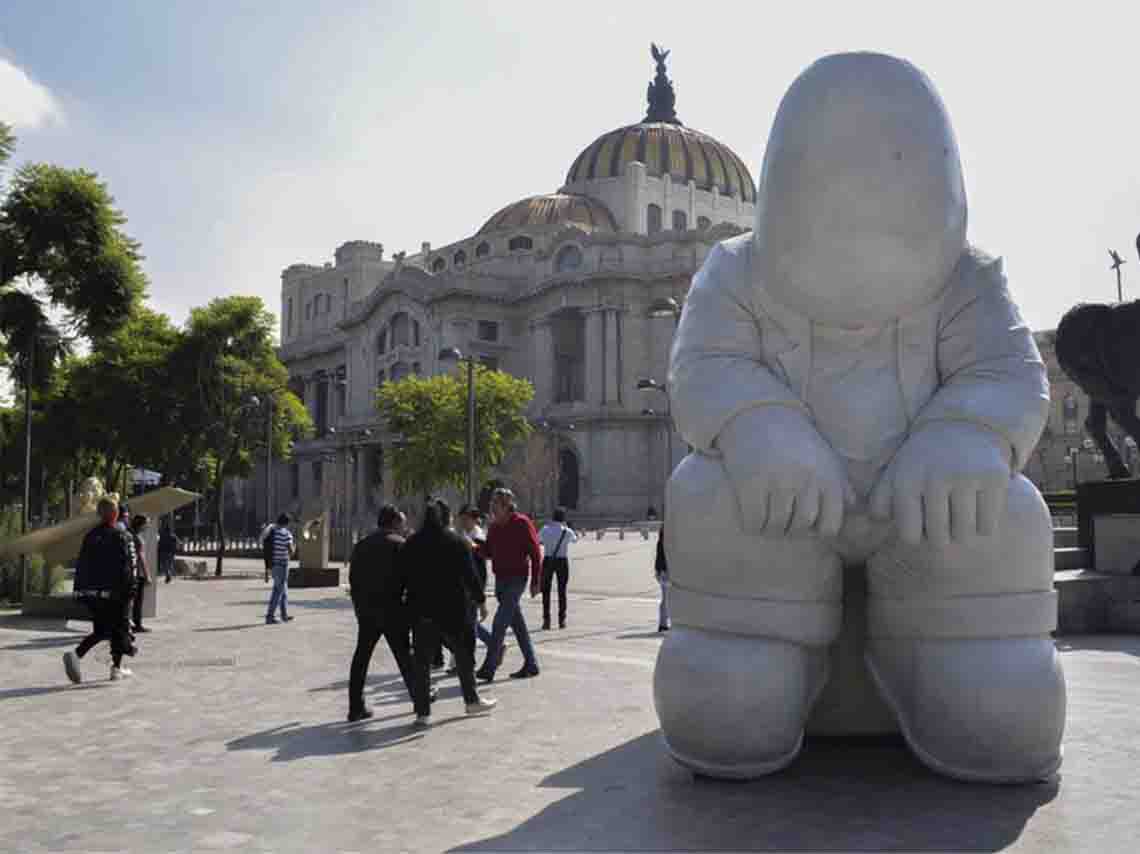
[266,47,755,533]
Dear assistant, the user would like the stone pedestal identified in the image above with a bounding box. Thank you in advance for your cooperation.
[1092,515,1140,576]
[291,514,340,588]
[1077,479,1140,567]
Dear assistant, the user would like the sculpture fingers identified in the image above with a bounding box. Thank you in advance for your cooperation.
[895,485,924,546]
[870,473,894,521]
[766,487,797,535]
[924,483,953,549]
[817,483,844,538]
[950,485,978,543]
[976,479,1007,537]
[788,485,821,533]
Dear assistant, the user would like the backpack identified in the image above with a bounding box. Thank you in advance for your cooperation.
[262,526,276,569]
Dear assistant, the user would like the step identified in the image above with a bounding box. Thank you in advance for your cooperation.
[1055,569,1140,633]
[1054,546,1089,572]
[1053,527,1079,548]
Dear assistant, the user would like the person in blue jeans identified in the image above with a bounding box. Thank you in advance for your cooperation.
[475,489,541,681]
[263,514,295,624]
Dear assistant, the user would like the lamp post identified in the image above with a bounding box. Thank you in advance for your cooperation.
[439,347,477,507]
[21,328,60,597]
[638,378,674,510]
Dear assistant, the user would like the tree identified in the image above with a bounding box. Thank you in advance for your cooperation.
[377,366,533,499]
[500,429,560,517]
[1,143,146,383]
[173,296,310,575]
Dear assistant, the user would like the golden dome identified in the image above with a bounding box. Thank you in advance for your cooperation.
[566,122,756,203]
[478,193,618,236]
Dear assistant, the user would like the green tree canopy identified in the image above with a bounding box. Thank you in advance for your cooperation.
[172,296,310,574]
[377,366,534,498]
[0,149,146,386]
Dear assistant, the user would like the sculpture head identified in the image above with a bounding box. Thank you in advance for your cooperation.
[75,477,106,515]
[754,52,968,328]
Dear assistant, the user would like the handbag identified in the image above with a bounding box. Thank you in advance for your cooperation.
[543,526,569,572]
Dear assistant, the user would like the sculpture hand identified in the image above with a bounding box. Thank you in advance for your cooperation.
[870,422,1013,547]
[718,406,854,537]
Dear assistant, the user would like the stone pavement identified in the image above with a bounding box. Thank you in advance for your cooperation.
[1,540,1139,853]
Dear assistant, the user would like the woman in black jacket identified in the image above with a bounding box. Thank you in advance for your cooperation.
[401,498,497,726]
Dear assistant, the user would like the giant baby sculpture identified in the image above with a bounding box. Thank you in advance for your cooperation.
[655,53,1066,784]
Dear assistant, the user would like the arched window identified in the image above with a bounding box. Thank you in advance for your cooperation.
[647,204,663,235]
[697,215,712,230]
[453,249,467,268]
[377,328,388,355]
[555,244,583,273]
[508,235,533,252]
[390,313,410,347]
[431,257,446,273]
[475,241,491,258]
[672,210,687,231]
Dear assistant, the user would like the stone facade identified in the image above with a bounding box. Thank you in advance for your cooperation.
[254,60,757,527]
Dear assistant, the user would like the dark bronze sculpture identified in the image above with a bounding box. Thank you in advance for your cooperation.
[645,43,680,125]
[1054,299,1140,479]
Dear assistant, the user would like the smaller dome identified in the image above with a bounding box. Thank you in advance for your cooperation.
[478,193,618,236]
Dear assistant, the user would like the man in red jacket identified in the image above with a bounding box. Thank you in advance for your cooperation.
[475,488,541,681]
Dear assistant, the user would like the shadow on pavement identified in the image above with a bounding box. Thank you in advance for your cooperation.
[457,731,1057,852]
[226,715,468,761]
[1,635,86,651]
[192,623,267,633]
[0,682,108,702]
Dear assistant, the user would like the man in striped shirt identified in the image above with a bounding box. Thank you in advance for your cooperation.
[264,514,295,624]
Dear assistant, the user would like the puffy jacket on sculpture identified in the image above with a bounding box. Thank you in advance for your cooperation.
[654,53,1066,783]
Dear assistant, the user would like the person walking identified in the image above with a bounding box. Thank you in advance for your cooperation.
[402,499,497,727]
[475,488,542,682]
[263,514,295,624]
[346,504,418,722]
[655,523,670,632]
[447,505,503,673]
[129,514,152,634]
[63,497,137,683]
[158,521,180,583]
[538,507,578,630]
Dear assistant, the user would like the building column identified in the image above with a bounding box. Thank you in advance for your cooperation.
[585,307,606,406]
[530,315,555,409]
[604,308,623,405]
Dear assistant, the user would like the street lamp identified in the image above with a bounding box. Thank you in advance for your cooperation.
[638,377,674,493]
[439,347,477,507]
[647,297,682,322]
[21,327,61,596]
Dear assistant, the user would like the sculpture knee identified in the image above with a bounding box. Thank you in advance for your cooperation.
[665,452,842,644]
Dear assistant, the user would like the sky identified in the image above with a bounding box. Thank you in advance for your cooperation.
[3,0,1139,340]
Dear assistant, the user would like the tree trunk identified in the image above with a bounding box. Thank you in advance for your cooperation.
[213,457,226,577]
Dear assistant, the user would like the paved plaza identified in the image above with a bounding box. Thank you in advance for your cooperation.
[2,537,1139,853]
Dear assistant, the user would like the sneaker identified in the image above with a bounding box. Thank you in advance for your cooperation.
[559,619,566,629]
[347,705,374,723]
[475,667,494,683]
[466,697,498,715]
[542,619,551,631]
[63,651,82,684]
[110,666,134,681]
[658,625,670,632]
[281,615,294,623]
[266,617,278,624]
[413,715,432,728]
[509,665,539,680]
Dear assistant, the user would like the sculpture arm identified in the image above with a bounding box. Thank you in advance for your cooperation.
[911,251,1049,471]
[669,241,810,453]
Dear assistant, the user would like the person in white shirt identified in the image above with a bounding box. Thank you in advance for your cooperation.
[538,507,578,630]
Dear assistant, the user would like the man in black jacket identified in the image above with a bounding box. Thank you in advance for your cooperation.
[63,497,137,683]
[346,505,416,722]
[402,499,497,726]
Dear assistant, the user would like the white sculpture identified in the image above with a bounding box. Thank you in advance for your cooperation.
[655,52,1065,783]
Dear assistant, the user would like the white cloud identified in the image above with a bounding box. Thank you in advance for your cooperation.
[0,56,62,128]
